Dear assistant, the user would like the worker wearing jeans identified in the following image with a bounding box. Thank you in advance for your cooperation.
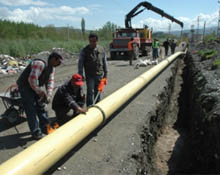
[17,52,63,140]
[85,74,102,106]
[78,33,108,107]
[19,85,49,136]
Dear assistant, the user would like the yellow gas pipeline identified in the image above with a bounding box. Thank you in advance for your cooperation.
[0,51,186,175]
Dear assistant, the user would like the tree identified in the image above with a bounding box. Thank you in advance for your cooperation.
[98,21,117,40]
[81,17,85,37]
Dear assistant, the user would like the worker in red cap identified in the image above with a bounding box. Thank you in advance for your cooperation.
[52,73,88,126]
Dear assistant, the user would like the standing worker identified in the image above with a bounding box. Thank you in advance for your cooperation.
[78,33,108,107]
[170,39,177,54]
[16,52,63,140]
[52,73,87,126]
[152,38,159,64]
[128,37,135,66]
[163,38,170,56]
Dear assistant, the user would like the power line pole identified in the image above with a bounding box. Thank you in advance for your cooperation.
[197,16,200,41]
[203,21,206,42]
[191,24,195,43]
[168,23,171,37]
[180,28,183,42]
[67,24,69,41]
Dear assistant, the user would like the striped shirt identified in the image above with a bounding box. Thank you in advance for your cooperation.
[28,60,54,96]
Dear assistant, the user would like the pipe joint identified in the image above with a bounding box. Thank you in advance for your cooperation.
[90,105,107,125]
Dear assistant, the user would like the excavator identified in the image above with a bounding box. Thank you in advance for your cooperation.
[109,1,184,60]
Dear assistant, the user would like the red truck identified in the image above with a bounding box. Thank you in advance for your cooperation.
[109,27,152,59]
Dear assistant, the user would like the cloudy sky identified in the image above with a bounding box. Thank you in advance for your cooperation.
[0,0,219,32]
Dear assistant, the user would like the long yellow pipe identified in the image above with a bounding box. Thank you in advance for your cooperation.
[0,51,185,175]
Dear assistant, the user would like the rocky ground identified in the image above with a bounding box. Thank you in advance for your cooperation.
[2,41,218,175]
[0,46,186,175]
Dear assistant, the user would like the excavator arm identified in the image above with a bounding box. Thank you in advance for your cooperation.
[125,1,183,29]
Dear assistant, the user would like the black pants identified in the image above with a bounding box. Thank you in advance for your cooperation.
[164,47,169,56]
[129,51,134,65]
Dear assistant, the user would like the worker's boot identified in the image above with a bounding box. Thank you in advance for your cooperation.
[46,124,55,134]
[53,122,59,129]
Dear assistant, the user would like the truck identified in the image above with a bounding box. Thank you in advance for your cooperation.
[109,27,152,59]
[109,1,184,60]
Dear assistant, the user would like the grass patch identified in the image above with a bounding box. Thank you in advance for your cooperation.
[0,39,111,57]
[212,59,220,69]
[213,59,220,66]
[199,49,217,60]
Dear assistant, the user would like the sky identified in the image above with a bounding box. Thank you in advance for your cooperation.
[0,0,219,32]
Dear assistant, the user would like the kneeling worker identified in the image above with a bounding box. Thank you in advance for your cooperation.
[52,74,88,126]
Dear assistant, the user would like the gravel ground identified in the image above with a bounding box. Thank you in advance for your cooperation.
[0,48,181,175]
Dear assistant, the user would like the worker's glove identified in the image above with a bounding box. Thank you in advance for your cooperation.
[98,78,107,92]
[45,96,51,104]
[102,77,107,85]
[38,93,50,105]
[38,90,46,99]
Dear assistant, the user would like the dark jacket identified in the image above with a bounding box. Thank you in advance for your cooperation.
[16,59,53,91]
[52,80,85,111]
[78,45,108,77]
[163,40,169,48]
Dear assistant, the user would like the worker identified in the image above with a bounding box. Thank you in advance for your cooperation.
[128,37,135,66]
[78,33,108,107]
[170,39,177,54]
[16,52,63,140]
[152,38,160,64]
[163,38,170,56]
[52,74,87,126]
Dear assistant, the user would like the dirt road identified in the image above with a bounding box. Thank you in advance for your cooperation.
[0,52,179,175]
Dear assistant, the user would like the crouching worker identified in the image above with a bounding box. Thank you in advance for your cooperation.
[52,74,88,126]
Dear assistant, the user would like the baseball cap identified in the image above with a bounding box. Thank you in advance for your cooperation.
[72,74,84,86]
[49,52,64,63]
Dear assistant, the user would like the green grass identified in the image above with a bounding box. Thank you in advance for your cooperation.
[198,49,217,60]
[213,59,220,66]
[0,39,111,57]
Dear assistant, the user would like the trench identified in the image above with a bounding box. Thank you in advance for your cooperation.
[135,51,220,175]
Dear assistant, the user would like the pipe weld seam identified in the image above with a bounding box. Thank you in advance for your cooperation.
[91,105,107,125]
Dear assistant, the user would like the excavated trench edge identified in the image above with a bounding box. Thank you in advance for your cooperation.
[135,51,220,174]
[135,58,183,175]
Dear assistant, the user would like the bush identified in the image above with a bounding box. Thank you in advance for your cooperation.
[8,40,26,57]
[199,49,217,61]
[212,59,220,70]
[0,40,10,55]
